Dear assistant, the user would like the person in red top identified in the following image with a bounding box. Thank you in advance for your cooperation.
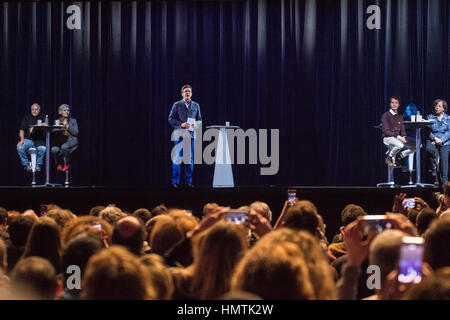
[381,96,416,167]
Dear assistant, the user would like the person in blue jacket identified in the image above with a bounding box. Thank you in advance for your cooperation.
[426,99,450,184]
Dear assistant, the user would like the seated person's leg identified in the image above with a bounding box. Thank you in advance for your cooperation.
[425,140,439,175]
[61,140,78,164]
[36,146,46,166]
[383,137,404,165]
[439,145,450,184]
[17,139,34,170]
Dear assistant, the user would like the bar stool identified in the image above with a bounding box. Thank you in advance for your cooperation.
[27,148,37,187]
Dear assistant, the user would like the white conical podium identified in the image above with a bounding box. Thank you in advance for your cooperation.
[206,124,240,188]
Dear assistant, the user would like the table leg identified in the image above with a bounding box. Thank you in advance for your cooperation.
[45,130,50,185]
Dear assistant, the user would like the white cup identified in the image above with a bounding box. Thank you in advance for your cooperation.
[226,121,230,126]
[37,120,42,126]
[55,119,60,126]
[411,115,416,122]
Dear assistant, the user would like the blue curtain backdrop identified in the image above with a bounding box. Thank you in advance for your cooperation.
[0,0,449,186]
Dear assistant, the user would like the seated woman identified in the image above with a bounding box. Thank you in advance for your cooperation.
[426,99,450,184]
[51,104,79,171]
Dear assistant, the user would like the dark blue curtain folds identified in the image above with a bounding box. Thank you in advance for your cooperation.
[0,0,449,186]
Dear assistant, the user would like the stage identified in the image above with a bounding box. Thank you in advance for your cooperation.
[0,186,440,240]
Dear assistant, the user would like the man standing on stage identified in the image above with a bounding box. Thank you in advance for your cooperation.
[16,103,46,172]
[168,85,202,188]
[381,96,416,167]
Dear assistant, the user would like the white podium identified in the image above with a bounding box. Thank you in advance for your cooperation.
[206,125,240,188]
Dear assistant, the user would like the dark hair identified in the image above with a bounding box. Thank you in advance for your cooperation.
[22,217,61,273]
[8,215,35,247]
[133,208,152,224]
[111,221,145,256]
[416,208,438,236]
[390,96,401,104]
[151,204,168,217]
[11,256,58,299]
[284,202,320,235]
[444,182,450,196]
[61,233,103,284]
[433,99,448,112]
[424,217,450,270]
[340,204,367,226]
[181,85,192,92]
[89,206,105,217]
[405,267,450,300]
[0,207,8,226]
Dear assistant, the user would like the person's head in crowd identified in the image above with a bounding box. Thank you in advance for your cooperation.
[22,217,62,273]
[133,208,152,225]
[416,208,438,236]
[220,290,263,300]
[0,207,8,231]
[149,215,184,257]
[89,205,105,217]
[443,182,450,208]
[168,210,199,236]
[368,229,406,295]
[260,228,336,299]
[61,216,112,248]
[82,245,154,300]
[203,203,220,218]
[22,209,38,221]
[10,257,60,299]
[61,232,103,299]
[190,222,248,299]
[0,238,7,274]
[231,240,315,300]
[140,254,174,300]
[151,204,168,217]
[45,208,76,230]
[424,216,450,270]
[405,267,450,300]
[99,205,127,226]
[45,204,62,212]
[112,216,145,256]
[407,208,420,225]
[341,204,367,228]
[6,215,35,273]
[250,201,272,223]
[7,211,20,220]
[283,200,320,235]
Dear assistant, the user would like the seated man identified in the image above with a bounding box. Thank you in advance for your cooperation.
[381,96,416,167]
[16,103,46,172]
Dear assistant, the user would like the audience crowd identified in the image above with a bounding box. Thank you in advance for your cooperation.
[1,183,450,300]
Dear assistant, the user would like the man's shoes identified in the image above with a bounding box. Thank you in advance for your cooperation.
[395,155,405,167]
[186,183,194,188]
[62,163,70,171]
[385,157,397,167]
[172,183,179,188]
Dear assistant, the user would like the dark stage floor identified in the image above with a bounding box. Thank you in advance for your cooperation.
[0,186,441,241]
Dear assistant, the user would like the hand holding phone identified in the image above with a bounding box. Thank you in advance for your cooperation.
[287,189,296,206]
[226,210,248,225]
[359,215,393,235]
[398,237,424,284]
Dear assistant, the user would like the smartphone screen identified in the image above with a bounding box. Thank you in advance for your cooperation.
[398,237,424,284]
[287,189,296,204]
[402,198,415,209]
[360,215,392,234]
[226,211,248,224]
[92,224,102,231]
